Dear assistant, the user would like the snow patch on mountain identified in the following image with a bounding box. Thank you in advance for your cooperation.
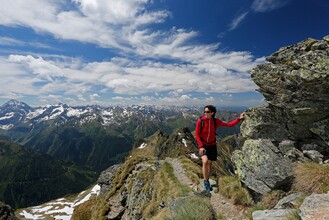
[19,184,100,220]
[139,143,147,149]
[25,107,47,120]
[66,107,89,117]
[0,124,13,130]
[50,105,65,119]
[0,112,14,120]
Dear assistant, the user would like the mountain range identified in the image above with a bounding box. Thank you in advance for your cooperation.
[0,100,241,172]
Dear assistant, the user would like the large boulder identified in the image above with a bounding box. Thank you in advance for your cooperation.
[232,139,293,195]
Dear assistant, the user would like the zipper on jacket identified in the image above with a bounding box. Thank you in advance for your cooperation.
[207,118,211,143]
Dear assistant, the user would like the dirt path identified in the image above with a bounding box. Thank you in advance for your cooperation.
[166,157,248,220]
[210,191,248,220]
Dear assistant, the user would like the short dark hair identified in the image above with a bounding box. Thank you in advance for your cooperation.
[204,105,216,117]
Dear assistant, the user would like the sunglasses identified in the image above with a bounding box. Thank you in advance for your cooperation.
[204,111,211,113]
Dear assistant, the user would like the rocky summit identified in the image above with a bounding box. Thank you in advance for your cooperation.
[233,35,329,218]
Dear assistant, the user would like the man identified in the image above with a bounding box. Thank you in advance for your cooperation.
[195,105,246,192]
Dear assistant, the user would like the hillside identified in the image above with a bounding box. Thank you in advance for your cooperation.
[0,136,97,209]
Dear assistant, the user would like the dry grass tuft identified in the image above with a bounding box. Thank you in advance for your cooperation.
[261,190,285,209]
[71,197,97,220]
[179,156,202,184]
[285,209,301,220]
[219,176,253,206]
[292,162,329,194]
[165,197,215,220]
[246,203,267,220]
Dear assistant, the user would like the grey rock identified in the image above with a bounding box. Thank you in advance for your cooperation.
[300,193,329,220]
[278,140,295,154]
[303,150,324,163]
[285,148,311,162]
[252,209,297,220]
[240,104,289,141]
[274,192,304,209]
[97,164,120,198]
[232,139,293,195]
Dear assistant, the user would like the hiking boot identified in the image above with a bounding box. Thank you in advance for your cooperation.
[203,180,211,192]
[209,182,213,191]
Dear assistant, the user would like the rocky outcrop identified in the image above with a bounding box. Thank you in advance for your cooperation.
[91,128,205,220]
[97,164,120,198]
[233,35,329,196]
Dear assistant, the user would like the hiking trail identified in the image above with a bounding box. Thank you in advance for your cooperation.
[166,157,248,220]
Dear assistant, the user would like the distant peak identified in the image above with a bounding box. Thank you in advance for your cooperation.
[2,99,32,110]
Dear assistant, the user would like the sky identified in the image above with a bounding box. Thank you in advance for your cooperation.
[0,0,328,107]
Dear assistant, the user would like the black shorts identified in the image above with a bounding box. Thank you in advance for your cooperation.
[202,145,217,161]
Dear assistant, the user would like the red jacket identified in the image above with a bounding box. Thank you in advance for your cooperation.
[195,115,241,148]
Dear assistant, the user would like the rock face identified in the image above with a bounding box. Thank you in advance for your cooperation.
[233,35,329,196]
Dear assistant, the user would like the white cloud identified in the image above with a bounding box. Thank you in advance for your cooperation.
[0,0,170,52]
[0,0,267,106]
[251,0,289,12]
[8,55,64,80]
[229,12,249,31]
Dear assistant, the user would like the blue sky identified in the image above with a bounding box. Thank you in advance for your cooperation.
[0,0,328,107]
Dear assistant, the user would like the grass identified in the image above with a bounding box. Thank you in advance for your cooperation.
[261,190,285,209]
[143,160,192,219]
[246,203,267,220]
[219,176,253,206]
[292,162,329,194]
[179,156,202,184]
[285,210,302,220]
[71,197,96,220]
[165,197,215,220]
[213,141,236,176]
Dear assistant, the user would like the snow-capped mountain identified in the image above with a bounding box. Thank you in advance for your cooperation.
[0,100,34,129]
[0,100,200,130]
[0,100,240,173]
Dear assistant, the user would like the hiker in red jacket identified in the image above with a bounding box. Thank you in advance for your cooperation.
[195,105,246,192]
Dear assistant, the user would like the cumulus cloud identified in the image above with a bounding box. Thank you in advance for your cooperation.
[0,0,266,106]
